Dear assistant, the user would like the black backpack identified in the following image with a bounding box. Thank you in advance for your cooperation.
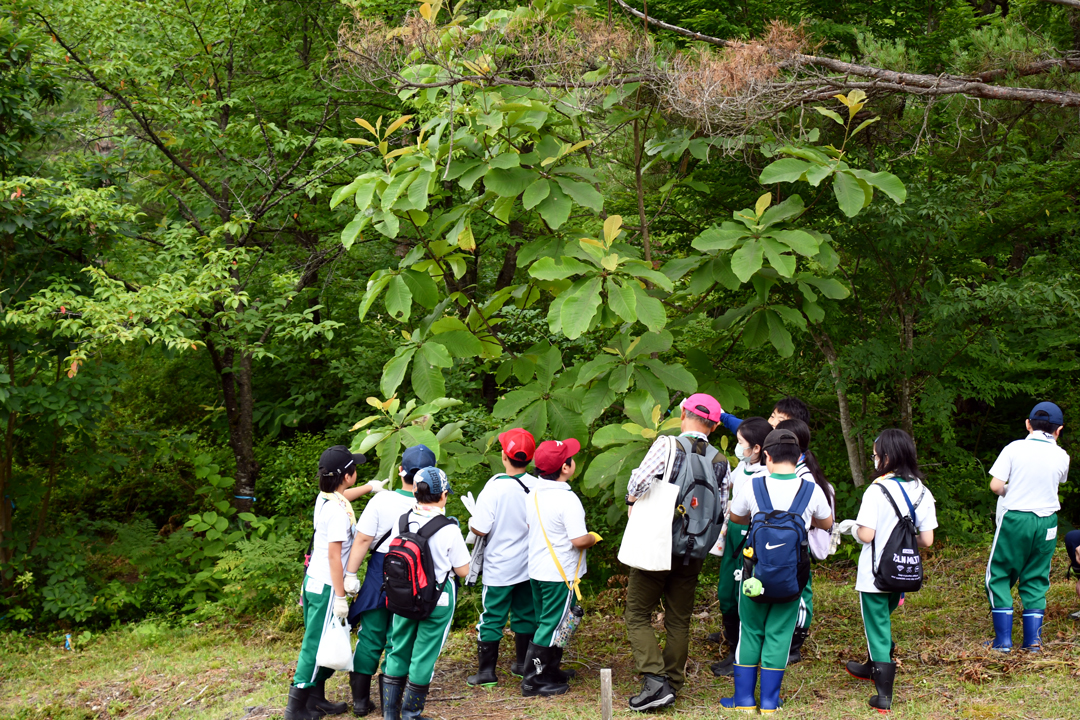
[382,512,455,620]
[871,481,925,593]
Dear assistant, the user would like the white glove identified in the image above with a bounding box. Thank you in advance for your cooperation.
[837,519,857,536]
[344,572,360,597]
[466,532,476,545]
[332,595,349,620]
[461,492,476,515]
[368,479,387,493]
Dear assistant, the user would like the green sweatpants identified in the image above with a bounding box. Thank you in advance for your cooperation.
[293,576,336,688]
[625,557,704,692]
[717,522,748,617]
[795,572,813,630]
[352,606,392,675]
[477,581,538,642]
[384,580,456,685]
[735,582,799,670]
[531,579,576,648]
[860,591,901,662]
[986,511,1058,610]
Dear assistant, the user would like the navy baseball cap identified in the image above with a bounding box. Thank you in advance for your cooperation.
[1030,402,1064,426]
[414,466,452,495]
[319,445,367,478]
[401,444,437,471]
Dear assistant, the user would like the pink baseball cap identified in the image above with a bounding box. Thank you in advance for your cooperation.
[681,393,722,422]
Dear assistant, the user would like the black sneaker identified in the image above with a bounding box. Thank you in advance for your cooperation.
[628,674,676,712]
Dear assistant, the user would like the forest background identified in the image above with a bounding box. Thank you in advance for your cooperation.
[3,0,1080,636]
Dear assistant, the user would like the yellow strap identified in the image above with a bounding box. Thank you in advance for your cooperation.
[534,492,583,601]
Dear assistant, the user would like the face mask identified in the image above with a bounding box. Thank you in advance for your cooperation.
[873,455,880,470]
[734,443,747,461]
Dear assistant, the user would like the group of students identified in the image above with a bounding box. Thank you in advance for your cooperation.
[284,430,600,720]
[284,392,1070,718]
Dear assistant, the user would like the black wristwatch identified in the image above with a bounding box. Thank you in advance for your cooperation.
[625,495,636,506]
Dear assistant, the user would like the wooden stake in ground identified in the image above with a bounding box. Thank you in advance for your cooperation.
[600,668,612,720]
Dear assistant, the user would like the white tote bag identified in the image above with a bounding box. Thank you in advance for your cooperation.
[618,436,680,572]
[315,614,354,672]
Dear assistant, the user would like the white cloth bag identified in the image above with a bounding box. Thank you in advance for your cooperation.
[618,436,680,572]
[315,614,353,671]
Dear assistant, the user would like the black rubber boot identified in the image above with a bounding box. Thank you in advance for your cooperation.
[845,659,873,682]
[400,681,431,720]
[349,672,376,716]
[510,633,532,677]
[710,613,739,677]
[311,679,349,716]
[285,686,320,720]
[868,662,896,713]
[381,675,405,720]
[552,647,577,682]
[787,627,810,665]
[521,642,569,697]
[466,640,500,687]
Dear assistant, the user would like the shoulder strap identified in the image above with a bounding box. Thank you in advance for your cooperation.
[660,435,679,485]
[752,475,773,513]
[533,492,583,601]
[494,473,530,494]
[398,511,411,534]
[789,480,815,518]
[417,514,455,539]
[876,483,908,522]
[893,480,918,519]
[373,527,394,553]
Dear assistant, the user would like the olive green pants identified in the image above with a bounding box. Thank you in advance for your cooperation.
[625,557,704,692]
[352,607,392,675]
[384,580,456,685]
[860,591,902,662]
[735,583,799,670]
[531,579,576,647]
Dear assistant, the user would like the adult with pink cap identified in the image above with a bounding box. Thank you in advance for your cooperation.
[623,393,731,712]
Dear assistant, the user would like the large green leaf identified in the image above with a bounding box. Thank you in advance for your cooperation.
[804,276,850,299]
[770,229,820,257]
[632,366,669,408]
[341,215,369,250]
[621,262,675,292]
[605,277,637,322]
[548,397,588,443]
[514,398,549,439]
[608,363,633,393]
[381,171,416,211]
[384,275,413,322]
[534,343,563,390]
[493,387,542,418]
[730,238,764,282]
[580,382,616,425]
[522,178,551,210]
[420,341,453,368]
[406,170,432,210]
[411,351,446,402]
[561,276,604,339]
[850,168,907,204]
[358,272,392,321]
[536,184,572,229]
[642,359,697,394]
[330,177,364,210]
[761,237,796,277]
[529,256,593,281]
[381,346,417,397]
[430,329,484,357]
[759,193,805,228]
[591,423,640,447]
[759,158,813,185]
[582,442,648,493]
[625,330,673,358]
[692,223,747,252]
[576,354,618,386]
[555,177,603,212]
[833,171,870,217]
[765,309,795,357]
[484,167,537,198]
[631,283,667,332]
[400,426,441,461]
[401,269,439,309]
[742,310,769,348]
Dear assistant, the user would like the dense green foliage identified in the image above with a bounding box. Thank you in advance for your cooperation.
[3,0,1080,628]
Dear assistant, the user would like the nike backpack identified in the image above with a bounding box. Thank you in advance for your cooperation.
[871,481,925,593]
[382,512,455,620]
[742,476,813,603]
[668,436,727,563]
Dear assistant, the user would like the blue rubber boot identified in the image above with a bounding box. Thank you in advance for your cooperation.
[988,609,1013,652]
[1021,610,1044,651]
[758,668,784,714]
[719,664,757,713]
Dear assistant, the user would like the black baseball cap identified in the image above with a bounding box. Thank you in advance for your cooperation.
[762,429,800,451]
[319,445,368,478]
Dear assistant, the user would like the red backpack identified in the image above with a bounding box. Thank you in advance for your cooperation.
[382,512,455,620]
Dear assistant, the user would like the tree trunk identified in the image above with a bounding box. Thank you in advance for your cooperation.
[633,118,653,264]
[810,328,867,486]
[0,347,15,570]
[897,301,915,437]
[205,338,259,513]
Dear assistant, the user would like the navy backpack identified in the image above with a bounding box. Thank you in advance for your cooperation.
[742,476,813,604]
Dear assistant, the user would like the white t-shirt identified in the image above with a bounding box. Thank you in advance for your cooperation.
[307,496,355,586]
[469,473,536,586]
[989,432,1070,517]
[796,463,836,560]
[527,480,589,583]
[355,490,417,553]
[728,460,765,505]
[730,472,832,530]
[855,476,938,593]
[386,507,471,585]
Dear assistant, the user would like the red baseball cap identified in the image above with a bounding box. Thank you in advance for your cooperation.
[498,428,536,463]
[533,438,581,475]
[681,393,722,423]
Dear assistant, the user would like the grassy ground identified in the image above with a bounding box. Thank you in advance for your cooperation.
[3,543,1079,720]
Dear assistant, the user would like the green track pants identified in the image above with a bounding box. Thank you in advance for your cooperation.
[986,511,1057,610]
[860,591,902,662]
[293,576,336,688]
[352,606,392,675]
[477,581,538,642]
[717,522,748,617]
[531,579,576,648]
[384,580,456,685]
[735,582,799,670]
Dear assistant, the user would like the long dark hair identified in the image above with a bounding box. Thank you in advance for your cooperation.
[874,428,924,482]
[777,418,835,508]
[736,417,772,464]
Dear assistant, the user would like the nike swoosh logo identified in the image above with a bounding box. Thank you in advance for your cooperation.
[765,542,786,550]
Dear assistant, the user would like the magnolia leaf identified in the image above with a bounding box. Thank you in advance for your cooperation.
[813,106,845,126]
[536,184,572,229]
[561,277,604,339]
[754,192,771,218]
[759,158,812,185]
[692,223,747,252]
[833,171,870,217]
[605,277,637,322]
[401,269,439,309]
[349,415,380,432]
[522,179,550,210]
[759,194,805,228]
[420,341,453,368]
[358,272,393,320]
[770,229,820,257]
[742,310,769,348]
[381,346,417,397]
[555,177,604,212]
[457,222,476,252]
[631,283,666,332]
[411,351,446,402]
[730,238,764,283]
[603,215,623,245]
[592,423,641,448]
[330,177,364,210]
[484,167,537,198]
[849,168,907,204]
[761,238,796,277]
[529,256,593,281]
[765,309,795,357]
[384,275,413,322]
